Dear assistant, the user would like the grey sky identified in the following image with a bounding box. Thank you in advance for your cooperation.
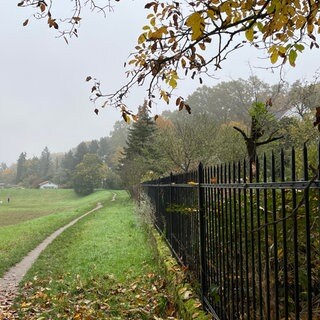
[1,1,319,165]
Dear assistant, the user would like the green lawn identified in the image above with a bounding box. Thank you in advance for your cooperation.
[13,190,177,319]
[0,189,110,277]
[0,189,103,227]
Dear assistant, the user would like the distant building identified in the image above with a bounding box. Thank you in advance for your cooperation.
[39,181,58,189]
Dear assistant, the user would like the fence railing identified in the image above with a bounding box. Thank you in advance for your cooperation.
[141,145,320,320]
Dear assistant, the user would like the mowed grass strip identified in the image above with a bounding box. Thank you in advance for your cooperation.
[0,189,109,277]
[0,189,103,227]
[15,191,178,320]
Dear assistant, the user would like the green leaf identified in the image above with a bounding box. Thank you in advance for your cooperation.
[294,43,305,52]
[289,49,297,67]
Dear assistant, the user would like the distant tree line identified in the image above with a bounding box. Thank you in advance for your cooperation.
[1,76,319,195]
[0,120,128,195]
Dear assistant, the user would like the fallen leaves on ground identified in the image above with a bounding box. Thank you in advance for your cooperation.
[1,272,179,319]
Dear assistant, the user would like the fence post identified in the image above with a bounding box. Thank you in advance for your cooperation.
[169,173,173,243]
[198,162,207,305]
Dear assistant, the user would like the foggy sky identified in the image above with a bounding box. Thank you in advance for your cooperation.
[1,1,319,165]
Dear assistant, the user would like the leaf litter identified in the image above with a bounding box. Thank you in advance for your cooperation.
[1,271,180,319]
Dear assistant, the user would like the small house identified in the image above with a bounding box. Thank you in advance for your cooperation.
[39,181,58,189]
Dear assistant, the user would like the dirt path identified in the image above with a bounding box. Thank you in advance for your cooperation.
[0,203,103,317]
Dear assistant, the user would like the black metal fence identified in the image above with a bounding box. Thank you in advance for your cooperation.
[141,144,320,320]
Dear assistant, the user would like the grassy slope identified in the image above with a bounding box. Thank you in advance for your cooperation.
[0,189,109,277]
[0,189,99,227]
[24,190,151,282]
[15,190,177,319]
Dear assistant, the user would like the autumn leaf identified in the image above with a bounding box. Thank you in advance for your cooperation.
[270,51,279,64]
[185,104,191,114]
[122,112,131,123]
[245,28,254,42]
[47,17,58,29]
[160,90,170,104]
[40,3,46,12]
[72,17,82,23]
[148,26,168,40]
[138,32,147,44]
[185,12,205,41]
[169,78,177,89]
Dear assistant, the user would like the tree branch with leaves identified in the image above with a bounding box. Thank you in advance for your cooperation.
[19,0,320,120]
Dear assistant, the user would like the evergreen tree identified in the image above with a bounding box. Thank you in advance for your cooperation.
[88,140,99,154]
[16,152,27,183]
[74,142,89,166]
[59,150,76,187]
[39,146,52,180]
[98,137,111,159]
[62,151,76,171]
[118,101,158,196]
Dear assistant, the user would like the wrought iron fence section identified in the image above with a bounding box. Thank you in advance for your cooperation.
[141,145,320,320]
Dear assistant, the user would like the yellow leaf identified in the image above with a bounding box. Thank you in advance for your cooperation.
[122,112,131,123]
[270,51,279,64]
[181,58,186,69]
[296,16,306,29]
[185,12,205,41]
[160,90,170,104]
[207,9,216,19]
[138,33,147,44]
[307,23,314,34]
[148,26,168,40]
[166,71,178,89]
[245,28,254,42]
[220,2,231,14]
[169,78,177,89]
[150,17,156,27]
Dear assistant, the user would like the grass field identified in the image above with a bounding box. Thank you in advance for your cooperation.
[12,190,177,319]
[0,189,110,277]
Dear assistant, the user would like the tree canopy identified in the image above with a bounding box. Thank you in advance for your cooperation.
[18,0,320,118]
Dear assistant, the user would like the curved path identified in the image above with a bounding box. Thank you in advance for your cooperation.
[0,202,103,312]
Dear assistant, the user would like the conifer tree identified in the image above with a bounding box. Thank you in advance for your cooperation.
[16,152,27,183]
[118,101,158,196]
